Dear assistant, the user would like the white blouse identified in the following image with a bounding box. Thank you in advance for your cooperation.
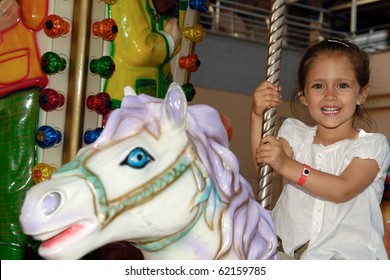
[272,118,390,259]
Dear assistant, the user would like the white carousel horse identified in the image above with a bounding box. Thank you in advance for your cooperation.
[20,82,279,260]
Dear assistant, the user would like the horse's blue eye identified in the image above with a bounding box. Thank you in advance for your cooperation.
[121,147,154,169]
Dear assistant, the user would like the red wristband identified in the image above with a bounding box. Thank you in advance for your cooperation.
[297,164,311,186]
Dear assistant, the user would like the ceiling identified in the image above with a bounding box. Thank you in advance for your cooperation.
[251,1,389,33]
[320,0,390,33]
[233,1,390,51]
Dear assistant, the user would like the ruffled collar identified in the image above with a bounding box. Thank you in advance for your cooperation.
[311,125,365,149]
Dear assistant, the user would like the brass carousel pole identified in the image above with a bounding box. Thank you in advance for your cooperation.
[257,0,285,209]
[62,0,92,163]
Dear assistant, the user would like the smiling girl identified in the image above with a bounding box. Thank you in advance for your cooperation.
[250,39,390,259]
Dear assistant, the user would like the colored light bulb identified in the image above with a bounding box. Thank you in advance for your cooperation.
[90,56,115,78]
[86,92,112,115]
[32,163,56,184]
[179,53,201,72]
[183,24,205,43]
[44,14,70,38]
[92,18,118,41]
[39,88,65,111]
[182,83,196,101]
[40,52,67,75]
[189,0,210,13]
[36,125,62,148]
[84,128,104,144]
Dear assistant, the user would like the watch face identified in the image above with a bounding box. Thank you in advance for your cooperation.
[152,0,178,15]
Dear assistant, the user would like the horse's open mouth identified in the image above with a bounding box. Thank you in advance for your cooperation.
[39,223,85,249]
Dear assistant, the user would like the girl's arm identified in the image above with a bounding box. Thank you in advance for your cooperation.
[250,81,282,170]
[257,135,379,203]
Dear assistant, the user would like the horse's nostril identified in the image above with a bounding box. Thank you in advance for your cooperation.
[41,191,62,215]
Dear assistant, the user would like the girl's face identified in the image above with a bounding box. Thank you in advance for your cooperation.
[299,54,368,133]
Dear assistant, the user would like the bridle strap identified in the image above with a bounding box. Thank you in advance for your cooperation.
[54,143,199,228]
[132,201,206,251]
[102,144,196,226]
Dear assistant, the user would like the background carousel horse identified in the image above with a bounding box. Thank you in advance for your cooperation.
[20,83,279,260]
[105,0,182,102]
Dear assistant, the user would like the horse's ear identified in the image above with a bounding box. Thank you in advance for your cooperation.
[162,82,187,128]
[123,86,137,97]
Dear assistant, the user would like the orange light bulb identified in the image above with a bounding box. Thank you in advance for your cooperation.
[92,18,118,41]
[44,14,70,38]
[179,53,201,72]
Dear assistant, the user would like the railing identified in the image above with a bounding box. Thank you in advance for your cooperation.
[198,0,390,53]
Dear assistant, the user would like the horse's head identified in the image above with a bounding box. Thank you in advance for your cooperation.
[20,83,211,259]
[21,82,278,260]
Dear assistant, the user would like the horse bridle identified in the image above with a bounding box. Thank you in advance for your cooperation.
[54,142,209,249]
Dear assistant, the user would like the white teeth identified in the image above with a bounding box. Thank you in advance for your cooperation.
[321,107,340,113]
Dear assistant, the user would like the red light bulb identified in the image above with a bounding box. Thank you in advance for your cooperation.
[87,92,112,115]
[39,88,65,111]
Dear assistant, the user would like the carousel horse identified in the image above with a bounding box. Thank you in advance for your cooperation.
[105,0,182,101]
[20,83,279,260]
